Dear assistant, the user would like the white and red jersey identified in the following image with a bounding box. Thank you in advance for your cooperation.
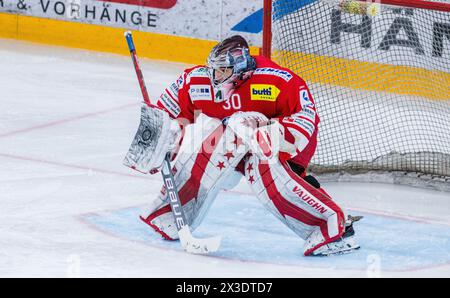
[155,56,320,168]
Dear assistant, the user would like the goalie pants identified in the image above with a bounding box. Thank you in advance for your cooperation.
[141,117,345,255]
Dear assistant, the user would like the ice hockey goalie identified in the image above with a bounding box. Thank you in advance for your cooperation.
[125,35,361,256]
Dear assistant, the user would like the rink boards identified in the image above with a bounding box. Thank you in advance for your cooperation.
[0,0,262,64]
[1,0,448,100]
[0,12,220,65]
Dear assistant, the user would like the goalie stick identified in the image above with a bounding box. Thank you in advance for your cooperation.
[124,31,221,254]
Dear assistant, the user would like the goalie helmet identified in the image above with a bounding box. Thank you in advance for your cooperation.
[207,35,256,102]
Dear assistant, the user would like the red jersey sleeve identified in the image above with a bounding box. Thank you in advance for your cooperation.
[155,70,195,124]
[276,75,320,158]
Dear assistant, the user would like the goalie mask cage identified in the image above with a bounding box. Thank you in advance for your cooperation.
[263,0,450,188]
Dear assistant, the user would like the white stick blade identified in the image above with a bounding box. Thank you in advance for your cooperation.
[178,226,221,254]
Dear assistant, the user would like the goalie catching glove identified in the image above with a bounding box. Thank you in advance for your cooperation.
[227,111,297,161]
[123,103,181,174]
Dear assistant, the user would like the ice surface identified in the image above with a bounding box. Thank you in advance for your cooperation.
[0,39,449,277]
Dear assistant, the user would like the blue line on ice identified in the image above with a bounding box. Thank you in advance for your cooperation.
[83,192,450,271]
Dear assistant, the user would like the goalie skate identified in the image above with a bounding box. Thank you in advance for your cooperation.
[311,215,362,257]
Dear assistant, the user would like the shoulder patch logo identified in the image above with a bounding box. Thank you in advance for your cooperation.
[189,85,213,101]
[189,67,209,77]
[251,84,280,102]
[300,89,314,109]
[176,75,184,88]
[186,67,209,84]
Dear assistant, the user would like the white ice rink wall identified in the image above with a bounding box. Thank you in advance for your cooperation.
[0,0,264,64]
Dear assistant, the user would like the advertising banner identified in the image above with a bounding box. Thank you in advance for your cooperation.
[0,0,264,46]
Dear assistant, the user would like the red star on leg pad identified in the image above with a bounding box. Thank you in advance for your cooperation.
[248,175,255,184]
[217,161,226,170]
[224,151,235,161]
[246,163,254,174]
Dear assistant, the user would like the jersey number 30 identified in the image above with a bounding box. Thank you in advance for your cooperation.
[223,94,242,110]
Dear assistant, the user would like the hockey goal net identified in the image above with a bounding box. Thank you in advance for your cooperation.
[264,0,450,185]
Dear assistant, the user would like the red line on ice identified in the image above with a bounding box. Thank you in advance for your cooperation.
[0,102,139,138]
[0,152,149,181]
